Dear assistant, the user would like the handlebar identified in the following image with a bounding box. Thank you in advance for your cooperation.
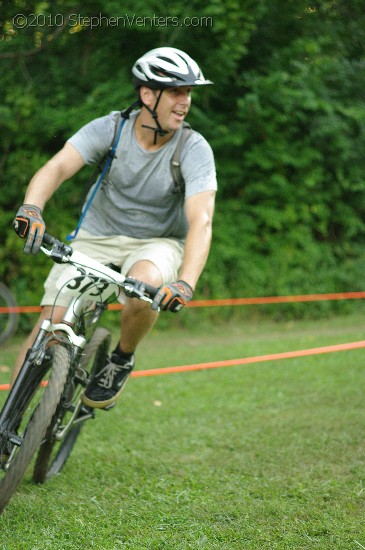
[41,233,73,263]
[42,233,56,246]
[123,277,159,300]
[40,233,159,301]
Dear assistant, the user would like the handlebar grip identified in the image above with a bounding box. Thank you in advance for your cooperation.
[123,277,159,299]
[143,282,159,299]
[42,233,56,246]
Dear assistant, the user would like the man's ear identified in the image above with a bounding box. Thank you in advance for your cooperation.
[139,86,160,108]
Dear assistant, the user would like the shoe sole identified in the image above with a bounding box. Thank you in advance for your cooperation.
[80,377,130,409]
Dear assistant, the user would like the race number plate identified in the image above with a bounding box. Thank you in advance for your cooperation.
[56,265,119,301]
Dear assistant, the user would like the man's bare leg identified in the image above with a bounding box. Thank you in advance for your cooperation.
[118,260,163,353]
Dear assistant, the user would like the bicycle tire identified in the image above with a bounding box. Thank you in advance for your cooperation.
[32,328,111,483]
[0,345,70,513]
[0,283,19,345]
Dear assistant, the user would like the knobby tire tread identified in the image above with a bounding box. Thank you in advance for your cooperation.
[0,345,70,513]
[32,424,82,483]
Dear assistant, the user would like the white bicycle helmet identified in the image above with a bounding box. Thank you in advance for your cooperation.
[132,47,213,89]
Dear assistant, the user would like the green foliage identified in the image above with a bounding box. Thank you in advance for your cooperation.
[1,0,365,317]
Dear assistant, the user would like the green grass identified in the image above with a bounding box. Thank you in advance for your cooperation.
[0,312,365,549]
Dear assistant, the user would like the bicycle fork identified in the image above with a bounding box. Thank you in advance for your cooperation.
[0,318,86,445]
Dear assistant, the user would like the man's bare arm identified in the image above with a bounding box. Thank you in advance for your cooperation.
[24,143,85,209]
[178,190,216,290]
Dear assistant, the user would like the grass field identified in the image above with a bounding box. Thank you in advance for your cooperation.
[0,311,365,549]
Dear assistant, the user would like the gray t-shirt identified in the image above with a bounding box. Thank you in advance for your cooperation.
[67,110,217,240]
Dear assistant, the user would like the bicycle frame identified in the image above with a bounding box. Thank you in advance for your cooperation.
[0,233,160,512]
[0,233,158,456]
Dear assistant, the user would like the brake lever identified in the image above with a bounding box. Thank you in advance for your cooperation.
[123,283,153,303]
[40,241,73,264]
[122,280,159,310]
[123,283,143,298]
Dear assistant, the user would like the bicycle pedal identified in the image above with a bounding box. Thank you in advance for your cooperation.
[79,405,96,417]
[9,434,22,446]
[102,403,116,411]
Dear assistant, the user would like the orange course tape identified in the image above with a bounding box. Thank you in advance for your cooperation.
[2,290,365,314]
[186,291,365,307]
[1,339,365,391]
[131,340,365,377]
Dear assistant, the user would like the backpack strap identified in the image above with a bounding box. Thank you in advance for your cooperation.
[66,111,128,241]
[97,107,134,172]
[170,122,193,195]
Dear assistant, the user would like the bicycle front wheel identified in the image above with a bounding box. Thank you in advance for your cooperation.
[33,327,111,483]
[0,345,70,513]
[0,283,19,345]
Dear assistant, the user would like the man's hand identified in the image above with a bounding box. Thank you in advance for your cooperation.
[13,204,46,255]
[152,280,193,312]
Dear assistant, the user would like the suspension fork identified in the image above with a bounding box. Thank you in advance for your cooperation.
[0,310,85,430]
[0,325,51,429]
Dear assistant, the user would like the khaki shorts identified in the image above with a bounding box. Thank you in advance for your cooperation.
[41,229,184,307]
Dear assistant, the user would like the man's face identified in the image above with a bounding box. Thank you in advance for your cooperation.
[151,86,192,132]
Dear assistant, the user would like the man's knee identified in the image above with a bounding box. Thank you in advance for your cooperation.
[127,260,163,288]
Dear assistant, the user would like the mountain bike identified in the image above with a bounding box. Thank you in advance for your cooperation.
[0,282,19,345]
[0,233,158,513]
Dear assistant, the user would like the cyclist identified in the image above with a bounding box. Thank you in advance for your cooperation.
[12,47,217,410]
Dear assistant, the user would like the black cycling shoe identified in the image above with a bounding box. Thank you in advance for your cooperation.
[81,353,135,410]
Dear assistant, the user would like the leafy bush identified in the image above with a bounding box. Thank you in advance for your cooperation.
[1,0,365,319]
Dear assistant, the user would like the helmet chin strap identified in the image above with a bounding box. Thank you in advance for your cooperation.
[140,89,170,145]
